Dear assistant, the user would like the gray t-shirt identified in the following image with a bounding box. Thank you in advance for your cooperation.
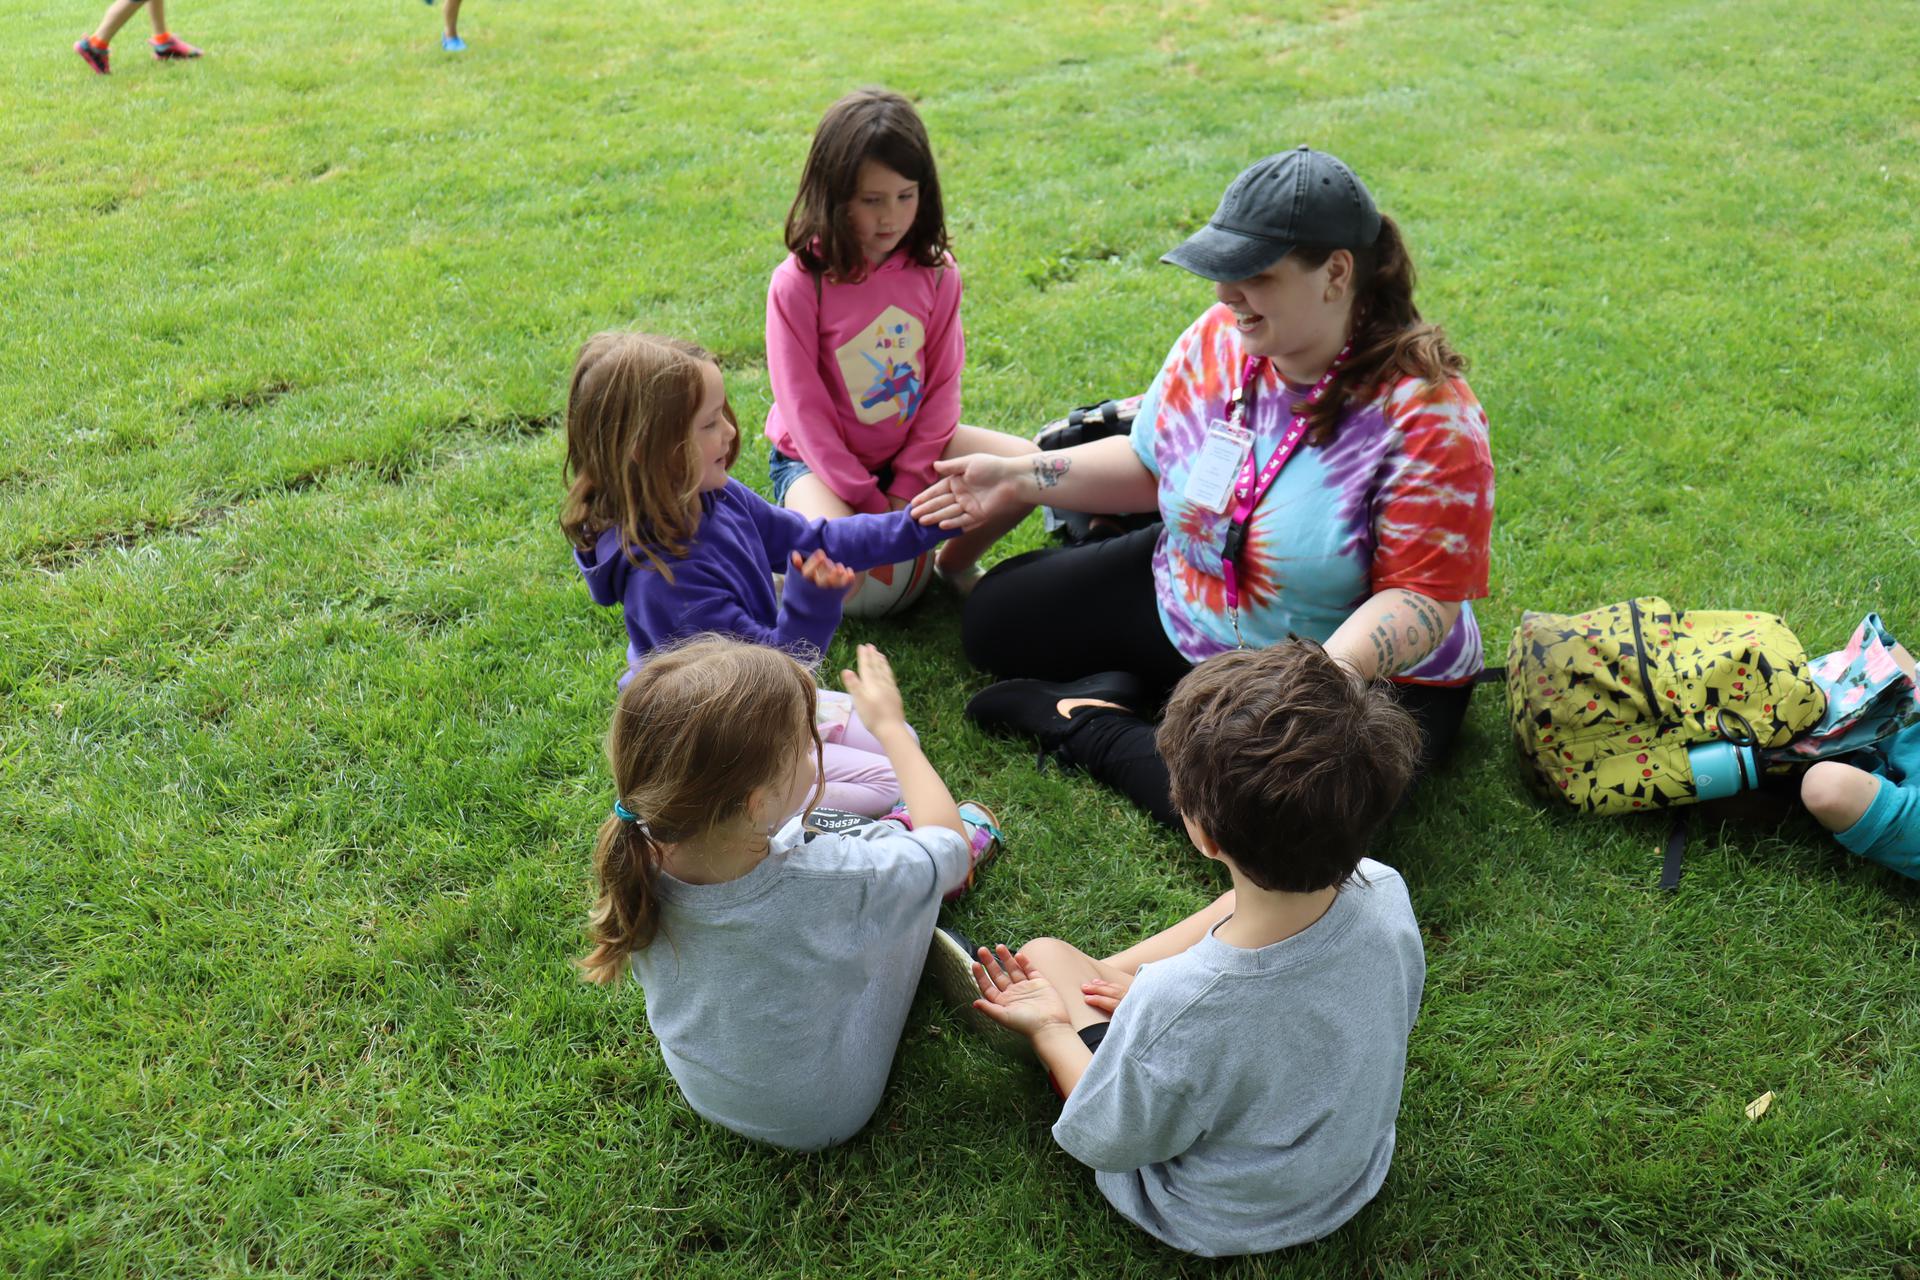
[1052,858,1425,1257]
[631,812,969,1151]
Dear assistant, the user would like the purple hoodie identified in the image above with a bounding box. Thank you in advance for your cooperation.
[575,479,955,680]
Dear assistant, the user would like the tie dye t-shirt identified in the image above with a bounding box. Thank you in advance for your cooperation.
[1129,304,1493,684]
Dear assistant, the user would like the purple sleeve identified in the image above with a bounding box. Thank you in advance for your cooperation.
[766,263,889,516]
[883,261,965,504]
[644,556,845,659]
[749,491,956,572]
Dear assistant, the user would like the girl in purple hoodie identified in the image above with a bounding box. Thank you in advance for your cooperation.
[563,331,955,816]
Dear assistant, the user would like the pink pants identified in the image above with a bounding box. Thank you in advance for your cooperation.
[818,701,910,816]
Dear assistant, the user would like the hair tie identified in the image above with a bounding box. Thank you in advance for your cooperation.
[613,800,641,825]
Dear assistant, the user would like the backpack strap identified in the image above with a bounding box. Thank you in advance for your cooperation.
[1658,812,1689,891]
[1472,666,1506,684]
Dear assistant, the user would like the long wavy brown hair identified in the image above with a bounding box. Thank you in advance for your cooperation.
[785,88,950,284]
[559,332,740,583]
[576,638,823,987]
[1291,215,1467,445]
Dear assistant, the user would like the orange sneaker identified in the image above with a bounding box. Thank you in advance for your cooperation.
[74,38,110,74]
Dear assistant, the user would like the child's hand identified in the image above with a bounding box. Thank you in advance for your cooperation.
[971,944,1073,1038]
[841,644,907,735]
[1081,973,1133,1016]
[790,549,856,595]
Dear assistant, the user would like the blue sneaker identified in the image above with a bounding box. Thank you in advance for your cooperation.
[441,34,466,51]
[944,801,1003,902]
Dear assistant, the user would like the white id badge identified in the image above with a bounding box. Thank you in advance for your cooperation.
[1183,420,1253,513]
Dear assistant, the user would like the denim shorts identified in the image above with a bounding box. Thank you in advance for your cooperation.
[768,448,812,506]
[767,447,892,508]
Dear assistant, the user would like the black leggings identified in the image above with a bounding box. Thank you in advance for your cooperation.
[963,525,1473,829]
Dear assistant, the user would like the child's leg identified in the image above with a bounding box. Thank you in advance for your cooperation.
[817,741,901,817]
[836,708,915,756]
[1805,758,1920,880]
[144,0,166,34]
[1801,761,1882,833]
[1100,891,1236,975]
[1014,937,1131,1033]
[782,473,859,520]
[444,0,462,38]
[933,425,1040,577]
[89,0,145,43]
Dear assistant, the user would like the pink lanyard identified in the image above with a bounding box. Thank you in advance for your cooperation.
[1220,341,1352,622]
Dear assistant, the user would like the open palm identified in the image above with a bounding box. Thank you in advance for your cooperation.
[970,944,1072,1036]
[910,454,1020,531]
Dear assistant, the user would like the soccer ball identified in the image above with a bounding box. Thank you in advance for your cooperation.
[841,552,934,619]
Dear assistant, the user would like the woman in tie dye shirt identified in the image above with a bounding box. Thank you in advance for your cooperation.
[912,149,1493,827]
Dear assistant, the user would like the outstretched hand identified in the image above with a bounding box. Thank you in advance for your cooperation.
[971,944,1073,1038]
[910,454,1021,531]
[840,643,907,736]
[790,548,856,594]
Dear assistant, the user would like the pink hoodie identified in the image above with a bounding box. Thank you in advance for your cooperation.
[763,250,963,515]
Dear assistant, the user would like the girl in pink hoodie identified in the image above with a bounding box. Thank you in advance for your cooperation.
[764,89,1035,595]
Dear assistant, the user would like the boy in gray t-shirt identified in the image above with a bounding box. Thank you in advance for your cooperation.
[954,641,1427,1257]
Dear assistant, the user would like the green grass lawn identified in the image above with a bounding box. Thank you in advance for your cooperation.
[5,0,1920,1274]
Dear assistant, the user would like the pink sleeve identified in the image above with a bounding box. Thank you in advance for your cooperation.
[883,260,964,504]
[765,263,888,515]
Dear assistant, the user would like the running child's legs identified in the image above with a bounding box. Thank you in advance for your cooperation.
[89,0,148,43]
[934,425,1040,576]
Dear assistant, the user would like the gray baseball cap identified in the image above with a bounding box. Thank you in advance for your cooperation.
[1162,146,1381,282]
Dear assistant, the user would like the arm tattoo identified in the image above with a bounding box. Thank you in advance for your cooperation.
[1366,592,1453,676]
[1032,457,1070,490]
[1367,610,1401,676]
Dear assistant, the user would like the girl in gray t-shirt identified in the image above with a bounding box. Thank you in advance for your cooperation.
[577,636,1002,1151]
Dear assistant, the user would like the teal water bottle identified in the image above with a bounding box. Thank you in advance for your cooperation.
[1688,740,1759,801]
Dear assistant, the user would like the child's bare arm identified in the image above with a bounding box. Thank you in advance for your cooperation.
[841,645,965,838]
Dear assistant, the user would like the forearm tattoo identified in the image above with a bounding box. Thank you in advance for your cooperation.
[1032,457,1070,490]
[1362,591,1451,677]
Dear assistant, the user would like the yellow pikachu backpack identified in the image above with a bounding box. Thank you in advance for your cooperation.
[1505,598,1827,885]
